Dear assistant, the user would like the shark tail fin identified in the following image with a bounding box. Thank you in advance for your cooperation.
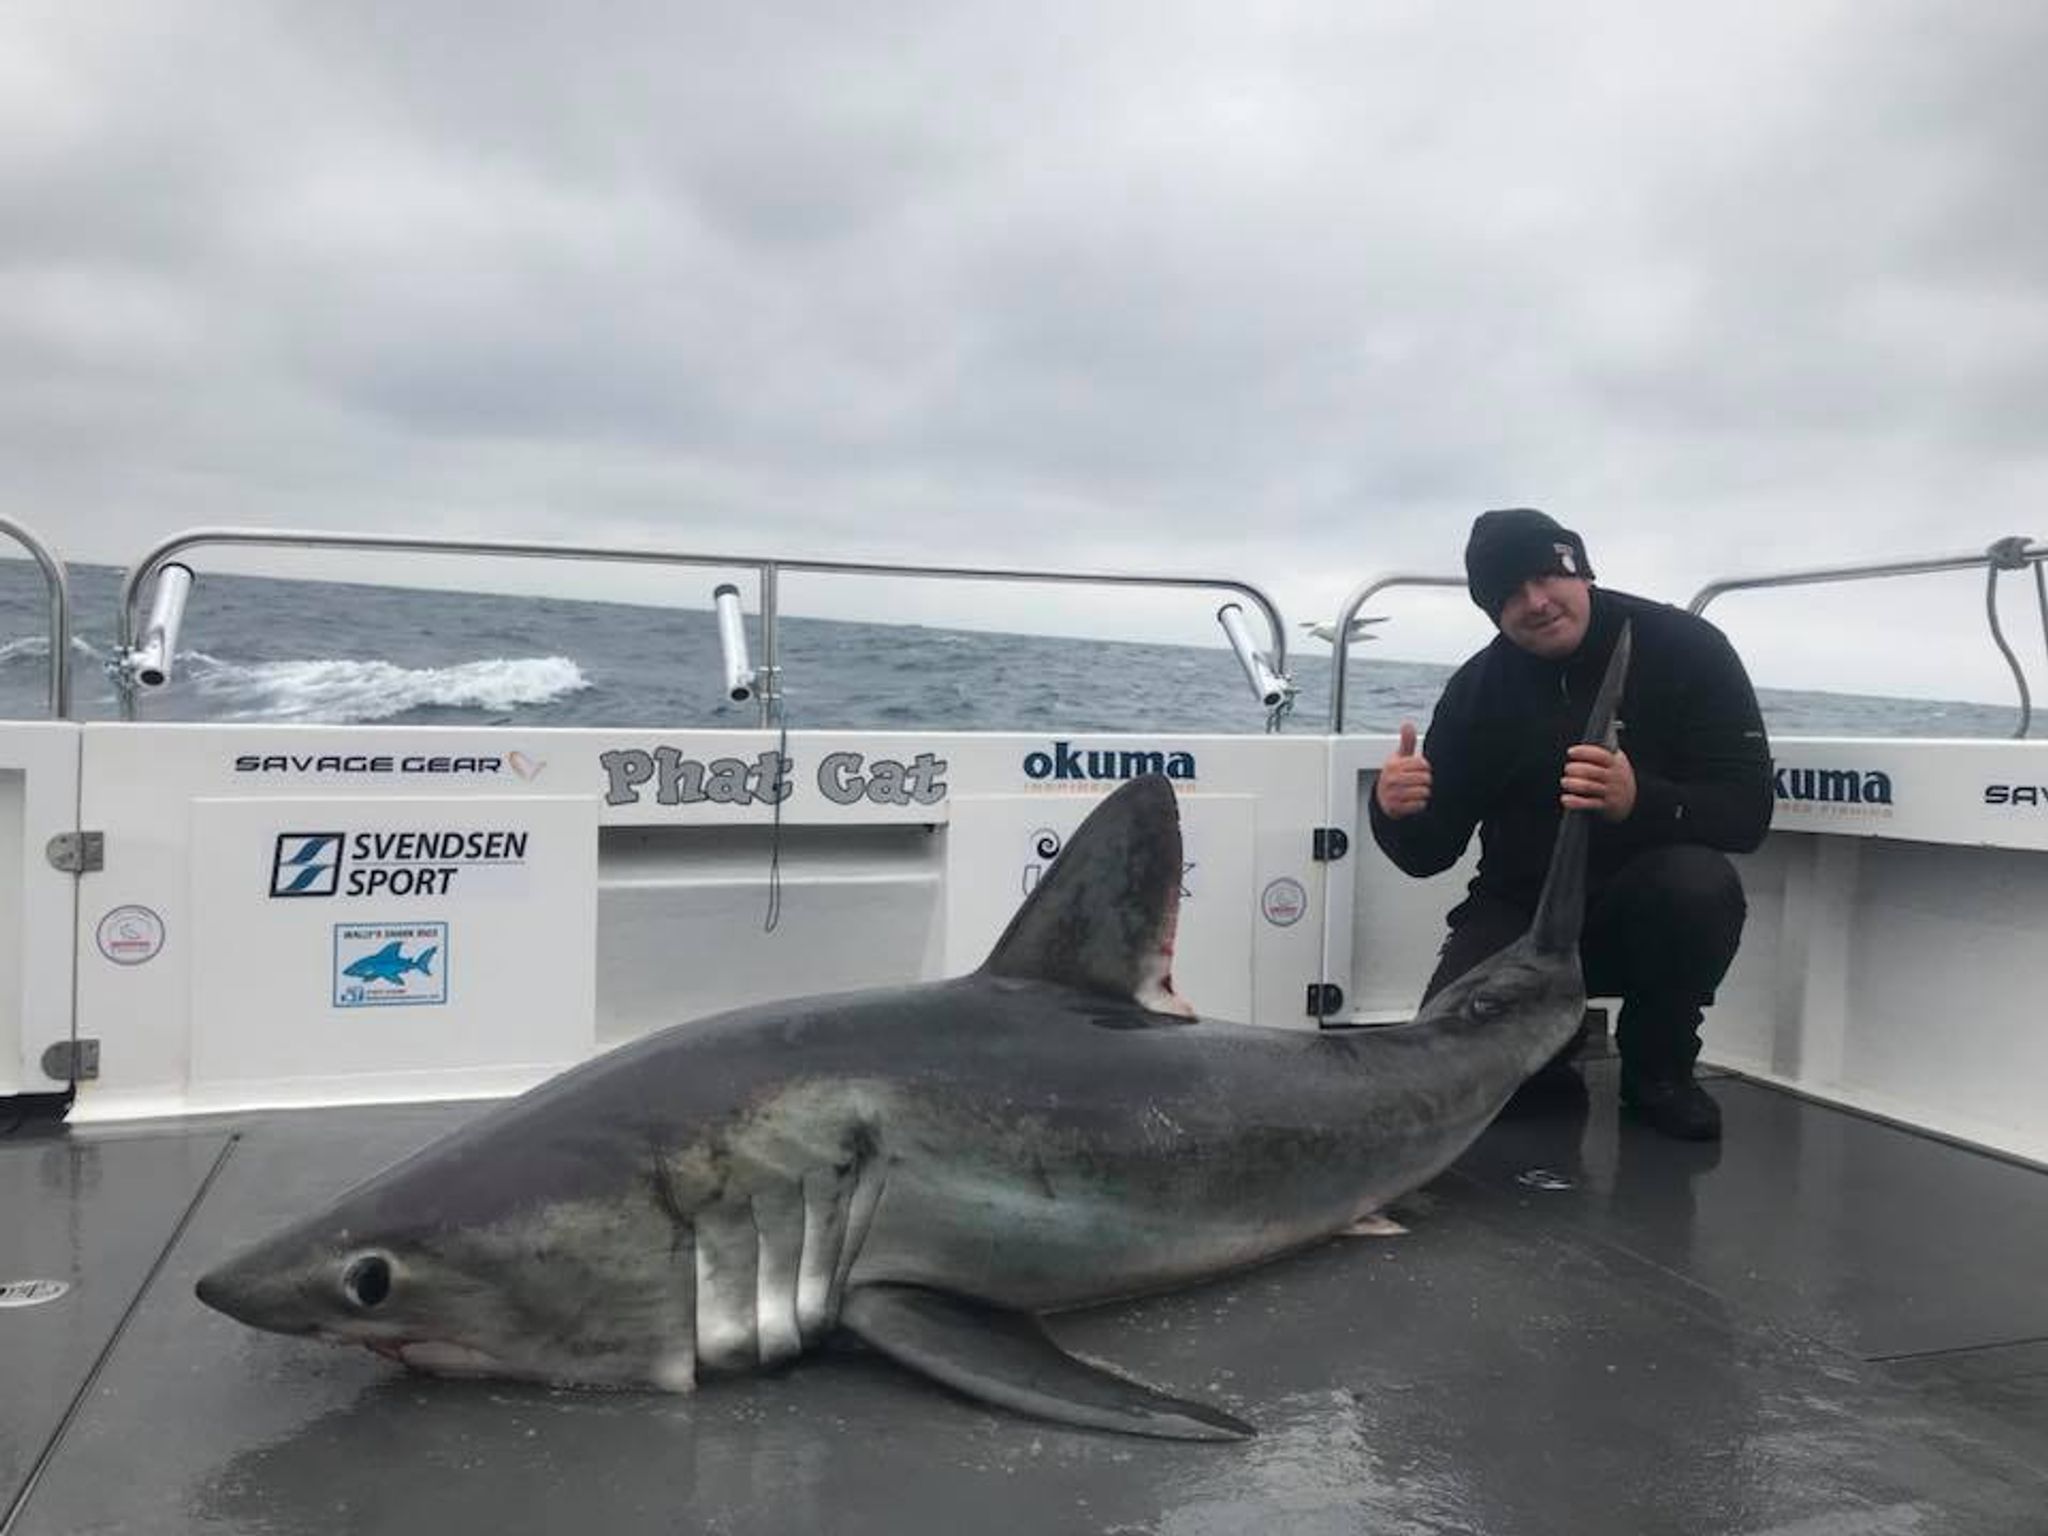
[413,946,438,977]
[1530,621,1634,955]
[977,775,1193,1017]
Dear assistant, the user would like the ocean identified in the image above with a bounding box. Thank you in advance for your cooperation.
[0,559,2029,738]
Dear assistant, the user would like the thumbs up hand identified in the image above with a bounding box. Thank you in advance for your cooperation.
[1375,721,1433,819]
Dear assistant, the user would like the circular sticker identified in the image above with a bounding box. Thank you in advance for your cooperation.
[96,905,166,966]
[0,1279,71,1308]
[1260,877,1308,928]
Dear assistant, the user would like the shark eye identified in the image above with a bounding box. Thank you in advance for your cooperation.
[342,1254,394,1310]
[1468,992,1507,1021]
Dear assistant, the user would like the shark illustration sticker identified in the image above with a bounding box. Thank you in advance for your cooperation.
[334,922,448,1008]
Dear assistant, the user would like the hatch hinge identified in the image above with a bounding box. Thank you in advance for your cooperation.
[42,1039,101,1082]
[46,831,104,874]
[1311,827,1349,862]
[1305,982,1345,1019]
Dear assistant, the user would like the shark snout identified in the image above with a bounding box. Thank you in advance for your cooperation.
[195,1252,320,1335]
[193,1267,228,1314]
[195,1260,263,1326]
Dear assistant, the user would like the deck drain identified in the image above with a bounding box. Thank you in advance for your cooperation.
[1515,1169,1575,1192]
[0,1278,71,1308]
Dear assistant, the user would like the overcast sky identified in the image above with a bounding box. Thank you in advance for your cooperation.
[6,2,2047,703]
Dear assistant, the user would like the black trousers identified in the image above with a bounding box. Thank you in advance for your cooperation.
[1419,845,1748,1083]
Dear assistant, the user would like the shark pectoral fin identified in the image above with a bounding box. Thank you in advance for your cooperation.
[839,1283,1253,1442]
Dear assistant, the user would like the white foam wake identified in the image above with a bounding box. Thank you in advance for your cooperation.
[0,635,103,664]
[184,654,590,722]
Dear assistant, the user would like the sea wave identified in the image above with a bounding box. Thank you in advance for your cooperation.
[183,654,591,722]
[0,635,104,664]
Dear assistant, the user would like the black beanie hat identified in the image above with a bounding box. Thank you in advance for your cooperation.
[1464,508,1594,620]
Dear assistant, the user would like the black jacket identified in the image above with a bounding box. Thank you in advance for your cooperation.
[1368,587,1773,911]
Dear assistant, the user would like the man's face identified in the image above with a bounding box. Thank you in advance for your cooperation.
[1498,575,1592,659]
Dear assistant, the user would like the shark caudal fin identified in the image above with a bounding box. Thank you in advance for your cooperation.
[1530,621,1634,956]
[978,774,1193,1017]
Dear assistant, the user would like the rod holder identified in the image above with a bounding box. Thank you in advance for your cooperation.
[1217,602,1293,709]
[713,584,756,703]
[128,562,194,689]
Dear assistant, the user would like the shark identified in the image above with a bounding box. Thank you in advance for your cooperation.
[196,626,1633,1441]
[343,940,437,987]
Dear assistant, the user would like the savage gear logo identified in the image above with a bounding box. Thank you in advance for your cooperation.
[1773,764,1895,819]
[236,753,539,778]
[1985,784,2046,807]
[271,833,344,897]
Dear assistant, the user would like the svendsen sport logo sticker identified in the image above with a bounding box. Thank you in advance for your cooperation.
[272,834,344,897]
[268,829,531,899]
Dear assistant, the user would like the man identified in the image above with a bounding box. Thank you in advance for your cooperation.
[1370,508,1772,1140]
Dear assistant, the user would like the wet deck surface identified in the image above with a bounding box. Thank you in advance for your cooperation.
[5,1066,2047,1535]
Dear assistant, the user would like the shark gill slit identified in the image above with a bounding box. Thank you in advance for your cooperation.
[670,1225,699,1388]
[643,1148,694,1260]
[693,1198,761,1374]
[830,1146,888,1321]
[796,1165,848,1345]
[643,1146,702,1384]
[753,1182,806,1366]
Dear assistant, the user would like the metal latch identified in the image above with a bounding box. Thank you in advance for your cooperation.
[42,1039,101,1082]
[46,832,104,874]
[1312,827,1349,862]
[1305,982,1345,1018]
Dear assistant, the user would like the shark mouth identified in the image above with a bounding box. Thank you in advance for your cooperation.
[366,1339,502,1376]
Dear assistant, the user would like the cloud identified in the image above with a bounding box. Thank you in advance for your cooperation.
[3,1,2045,705]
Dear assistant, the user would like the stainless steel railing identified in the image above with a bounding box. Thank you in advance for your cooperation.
[1327,573,1466,732]
[1327,540,2048,737]
[0,516,72,719]
[114,527,1291,725]
[1690,538,2048,738]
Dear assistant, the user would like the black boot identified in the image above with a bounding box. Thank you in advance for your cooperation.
[1620,1073,1722,1141]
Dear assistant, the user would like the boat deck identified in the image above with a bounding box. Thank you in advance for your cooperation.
[5,1061,2047,1536]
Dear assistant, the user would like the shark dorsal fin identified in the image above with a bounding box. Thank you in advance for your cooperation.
[979,775,1194,1017]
